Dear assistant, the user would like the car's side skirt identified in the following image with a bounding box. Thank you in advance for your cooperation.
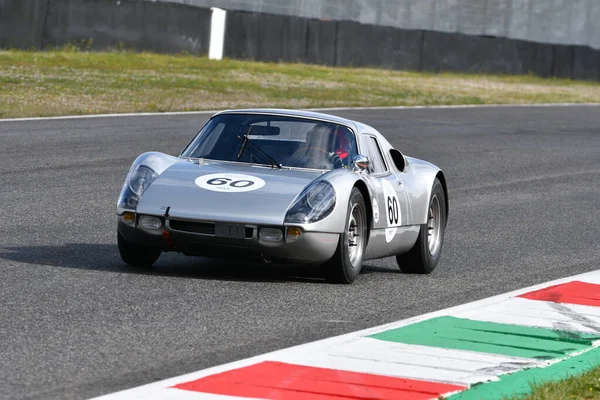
[364,225,420,260]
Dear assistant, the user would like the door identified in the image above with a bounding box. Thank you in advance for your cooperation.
[360,135,409,246]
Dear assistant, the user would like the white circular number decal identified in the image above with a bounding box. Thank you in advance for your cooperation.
[381,180,401,243]
[381,180,401,227]
[387,196,399,225]
[195,173,266,193]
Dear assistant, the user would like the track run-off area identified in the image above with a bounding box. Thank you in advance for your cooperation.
[1,105,599,399]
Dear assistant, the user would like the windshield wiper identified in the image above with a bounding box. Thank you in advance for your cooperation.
[237,125,252,160]
[246,140,282,169]
[236,128,282,169]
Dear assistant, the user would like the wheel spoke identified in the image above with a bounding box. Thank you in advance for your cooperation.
[346,203,364,267]
[427,194,442,256]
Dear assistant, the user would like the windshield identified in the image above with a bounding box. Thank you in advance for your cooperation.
[180,114,358,170]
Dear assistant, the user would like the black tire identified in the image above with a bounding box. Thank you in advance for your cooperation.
[325,187,367,284]
[117,231,161,268]
[396,178,446,274]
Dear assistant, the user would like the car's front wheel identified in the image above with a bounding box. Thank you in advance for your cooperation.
[117,231,161,268]
[325,187,367,284]
[396,178,446,274]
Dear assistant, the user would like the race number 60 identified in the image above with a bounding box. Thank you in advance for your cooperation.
[207,177,254,188]
[387,196,399,225]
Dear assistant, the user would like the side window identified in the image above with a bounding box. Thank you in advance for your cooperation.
[367,136,388,174]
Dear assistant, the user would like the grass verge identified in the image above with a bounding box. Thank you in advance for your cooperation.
[511,365,600,400]
[1,48,600,118]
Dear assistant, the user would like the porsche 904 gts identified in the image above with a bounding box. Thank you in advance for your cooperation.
[116,109,448,283]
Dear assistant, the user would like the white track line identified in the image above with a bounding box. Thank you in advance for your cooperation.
[1,103,599,123]
[92,269,600,399]
[457,297,600,334]
[267,339,541,385]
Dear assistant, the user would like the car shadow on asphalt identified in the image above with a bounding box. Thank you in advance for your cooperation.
[0,243,401,284]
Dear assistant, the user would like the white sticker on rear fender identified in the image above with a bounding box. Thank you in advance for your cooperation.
[372,198,379,223]
[385,227,397,242]
[195,173,266,193]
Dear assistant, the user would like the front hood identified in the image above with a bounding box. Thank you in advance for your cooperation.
[136,159,323,225]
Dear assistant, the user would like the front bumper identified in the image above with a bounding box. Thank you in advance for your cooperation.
[117,215,339,264]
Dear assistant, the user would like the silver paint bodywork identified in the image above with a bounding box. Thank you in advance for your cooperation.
[117,109,447,264]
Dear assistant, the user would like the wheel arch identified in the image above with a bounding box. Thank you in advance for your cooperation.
[403,157,448,225]
[353,180,372,244]
[436,171,449,222]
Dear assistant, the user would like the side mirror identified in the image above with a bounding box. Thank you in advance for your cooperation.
[389,149,406,172]
[352,154,369,171]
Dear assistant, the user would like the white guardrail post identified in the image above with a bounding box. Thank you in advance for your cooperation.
[209,7,227,60]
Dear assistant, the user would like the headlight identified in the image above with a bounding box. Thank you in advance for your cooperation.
[117,165,158,214]
[129,165,158,196]
[285,181,336,224]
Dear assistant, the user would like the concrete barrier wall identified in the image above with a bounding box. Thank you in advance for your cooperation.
[1,0,211,54]
[0,0,48,49]
[42,0,211,54]
[159,0,600,50]
[2,0,599,81]
[222,9,600,81]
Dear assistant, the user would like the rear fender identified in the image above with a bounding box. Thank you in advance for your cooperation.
[402,157,446,225]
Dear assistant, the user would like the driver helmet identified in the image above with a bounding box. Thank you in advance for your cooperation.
[334,127,354,160]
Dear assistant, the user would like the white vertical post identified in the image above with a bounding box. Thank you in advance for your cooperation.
[209,7,227,61]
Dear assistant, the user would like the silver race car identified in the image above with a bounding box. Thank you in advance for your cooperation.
[116,109,448,283]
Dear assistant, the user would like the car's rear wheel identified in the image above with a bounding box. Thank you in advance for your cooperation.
[117,231,161,268]
[396,178,446,274]
[325,187,367,284]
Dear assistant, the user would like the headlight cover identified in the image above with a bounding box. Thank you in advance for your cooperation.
[117,165,158,214]
[128,165,158,196]
[285,181,336,224]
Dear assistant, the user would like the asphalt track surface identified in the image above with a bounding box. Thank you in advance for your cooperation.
[1,106,599,400]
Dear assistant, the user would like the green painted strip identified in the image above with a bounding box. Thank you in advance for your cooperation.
[447,346,600,400]
[368,316,598,360]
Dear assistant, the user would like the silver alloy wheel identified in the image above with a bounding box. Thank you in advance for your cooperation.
[347,203,364,268]
[427,194,442,256]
